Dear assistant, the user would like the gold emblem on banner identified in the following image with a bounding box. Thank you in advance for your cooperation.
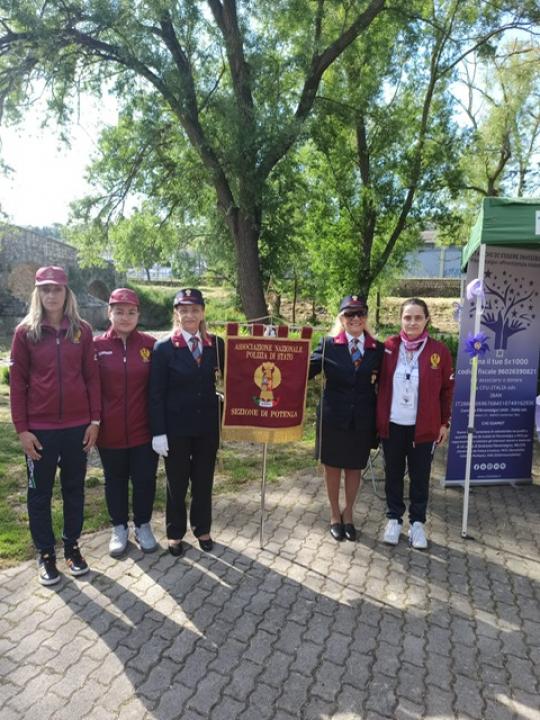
[253,362,282,408]
[430,353,440,369]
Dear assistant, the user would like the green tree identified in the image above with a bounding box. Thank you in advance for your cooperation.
[456,39,540,200]
[290,1,539,299]
[0,0,389,319]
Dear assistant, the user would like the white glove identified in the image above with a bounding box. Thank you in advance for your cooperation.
[152,434,169,457]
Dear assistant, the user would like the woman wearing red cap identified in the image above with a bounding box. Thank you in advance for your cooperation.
[149,288,224,557]
[377,298,454,549]
[94,288,158,557]
[310,295,383,542]
[9,266,101,585]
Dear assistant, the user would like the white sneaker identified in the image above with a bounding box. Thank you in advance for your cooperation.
[408,522,428,549]
[109,525,128,557]
[135,523,158,553]
[383,519,401,545]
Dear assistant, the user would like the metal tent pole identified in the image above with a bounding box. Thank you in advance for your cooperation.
[461,242,487,538]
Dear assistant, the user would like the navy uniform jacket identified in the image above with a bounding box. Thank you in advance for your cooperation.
[149,330,225,438]
[309,330,384,432]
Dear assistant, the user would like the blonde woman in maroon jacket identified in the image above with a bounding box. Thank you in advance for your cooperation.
[376,298,454,549]
[94,288,158,558]
[10,266,101,586]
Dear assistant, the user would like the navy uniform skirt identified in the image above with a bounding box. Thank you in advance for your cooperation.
[315,420,375,470]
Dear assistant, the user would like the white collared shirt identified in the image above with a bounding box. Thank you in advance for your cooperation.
[181,329,202,347]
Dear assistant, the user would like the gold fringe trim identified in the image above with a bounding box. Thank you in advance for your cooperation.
[221,425,304,444]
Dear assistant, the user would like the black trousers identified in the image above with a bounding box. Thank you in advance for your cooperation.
[382,423,434,524]
[25,425,87,555]
[98,443,158,527]
[164,432,219,540]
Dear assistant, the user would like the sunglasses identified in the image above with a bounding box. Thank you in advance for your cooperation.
[343,309,368,318]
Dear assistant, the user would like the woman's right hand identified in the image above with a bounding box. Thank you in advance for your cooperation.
[18,431,42,460]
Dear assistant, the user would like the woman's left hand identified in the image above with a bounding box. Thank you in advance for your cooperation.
[436,425,449,445]
[83,424,99,452]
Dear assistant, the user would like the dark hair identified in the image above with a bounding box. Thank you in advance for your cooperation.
[400,297,430,319]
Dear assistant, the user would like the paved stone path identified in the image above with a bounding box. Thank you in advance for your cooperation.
[1,460,540,720]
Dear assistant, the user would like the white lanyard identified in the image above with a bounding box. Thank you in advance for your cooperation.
[398,339,426,406]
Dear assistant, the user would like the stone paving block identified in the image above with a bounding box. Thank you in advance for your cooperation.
[425,687,456,718]
[453,674,486,719]
[175,645,217,689]
[151,683,194,720]
[223,658,263,703]
[394,696,425,720]
[187,671,229,716]
[276,671,312,714]
[209,695,245,720]
[299,697,335,720]
[243,681,282,720]
[365,673,398,717]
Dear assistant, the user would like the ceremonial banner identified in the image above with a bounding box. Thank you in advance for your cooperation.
[446,245,540,485]
[222,323,312,443]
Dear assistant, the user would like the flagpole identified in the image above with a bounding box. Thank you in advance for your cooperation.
[259,442,268,548]
[462,242,487,538]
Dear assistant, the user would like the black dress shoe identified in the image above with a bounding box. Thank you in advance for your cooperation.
[343,523,357,542]
[329,523,344,541]
[198,537,214,552]
[168,542,184,557]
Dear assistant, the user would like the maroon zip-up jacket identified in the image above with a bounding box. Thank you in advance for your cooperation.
[376,334,454,444]
[10,318,101,433]
[94,328,156,449]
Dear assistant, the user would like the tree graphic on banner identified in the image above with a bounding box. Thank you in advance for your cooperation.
[470,269,538,349]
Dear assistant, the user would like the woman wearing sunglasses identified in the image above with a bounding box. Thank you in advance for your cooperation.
[310,295,383,542]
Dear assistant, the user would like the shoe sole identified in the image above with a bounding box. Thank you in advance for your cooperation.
[109,545,128,558]
[67,566,90,576]
[383,536,400,545]
[136,539,158,553]
[39,574,61,586]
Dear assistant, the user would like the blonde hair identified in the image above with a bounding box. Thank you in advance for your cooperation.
[18,286,83,343]
[330,311,373,337]
[172,307,209,341]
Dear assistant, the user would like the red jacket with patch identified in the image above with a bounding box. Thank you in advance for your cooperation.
[94,328,156,448]
[376,335,454,444]
[10,319,101,433]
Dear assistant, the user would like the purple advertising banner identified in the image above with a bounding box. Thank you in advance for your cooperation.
[446,245,540,485]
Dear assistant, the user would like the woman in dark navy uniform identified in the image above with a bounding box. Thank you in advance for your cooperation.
[310,295,383,542]
[149,288,224,557]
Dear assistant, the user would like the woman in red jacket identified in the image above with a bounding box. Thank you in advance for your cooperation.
[10,266,101,585]
[376,298,454,549]
[94,288,158,558]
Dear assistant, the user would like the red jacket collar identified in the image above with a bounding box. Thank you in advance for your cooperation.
[103,326,138,341]
[171,330,214,348]
[333,330,377,349]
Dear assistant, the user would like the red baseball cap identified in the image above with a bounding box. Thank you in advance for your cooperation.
[108,288,140,306]
[35,266,68,286]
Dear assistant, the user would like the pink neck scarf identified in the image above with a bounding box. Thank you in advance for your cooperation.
[399,329,428,352]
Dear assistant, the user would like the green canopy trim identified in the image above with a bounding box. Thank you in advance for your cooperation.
[461,197,540,270]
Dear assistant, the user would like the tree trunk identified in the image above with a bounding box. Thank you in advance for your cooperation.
[292,271,298,324]
[145,267,151,281]
[228,213,268,320]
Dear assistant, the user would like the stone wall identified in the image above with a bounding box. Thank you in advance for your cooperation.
[0,224,122,334]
